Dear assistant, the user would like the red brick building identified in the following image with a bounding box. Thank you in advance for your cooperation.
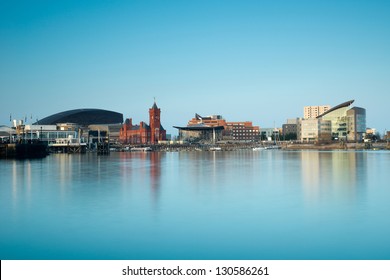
[119,101,166,144]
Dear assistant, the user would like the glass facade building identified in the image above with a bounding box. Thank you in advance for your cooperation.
[316,100,366,142]
[347,107,366,142]
[320,106,350,140]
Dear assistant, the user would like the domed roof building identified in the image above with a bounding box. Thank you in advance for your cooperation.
[35,109,123,126]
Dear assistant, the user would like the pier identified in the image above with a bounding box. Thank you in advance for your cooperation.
[48,138,87,154]
[0,142,48,159]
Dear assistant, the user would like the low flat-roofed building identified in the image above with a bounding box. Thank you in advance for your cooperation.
[260,128,281,142]
[225,121,260,142]
[298,119,332,143]
[282,122,298,140]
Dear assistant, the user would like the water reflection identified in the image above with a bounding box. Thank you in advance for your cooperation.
[119,152,163,200]
[3,150,389,260]
[11,160,32,205]
[7,151,368,207]
[301,151,367,203]
[149,152,162,197]
[177,151,261,187]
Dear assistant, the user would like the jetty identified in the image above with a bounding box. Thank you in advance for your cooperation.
[0,141,48,159]
[48,136,87,154]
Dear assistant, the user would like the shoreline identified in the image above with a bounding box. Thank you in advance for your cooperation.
[117,142,390,152]
[283,142,389,151]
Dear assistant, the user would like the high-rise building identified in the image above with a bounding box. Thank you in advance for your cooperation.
[304,105,331,119]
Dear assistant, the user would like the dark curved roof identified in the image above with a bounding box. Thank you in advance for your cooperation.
[317,100,354,118]
[35,109,123,126]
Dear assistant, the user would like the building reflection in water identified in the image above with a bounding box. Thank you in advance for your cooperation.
[149,152,162,195]
[301,151,367,203]
[10,159,36,208]
[119,151,163,202]
[177,151,232,192]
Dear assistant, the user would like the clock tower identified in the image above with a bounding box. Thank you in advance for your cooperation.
[149,100,161,144]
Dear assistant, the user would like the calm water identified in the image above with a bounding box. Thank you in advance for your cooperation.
[1,150,390,260]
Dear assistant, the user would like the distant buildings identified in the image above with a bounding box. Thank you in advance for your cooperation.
[225,121,260,142]
[346,107,366,142]
[36,108,123,126]
[119,101,167,144]
[282,118,299,140]
[298,118,332,142]
[298,100,366,142]
[304,105,331,119]
[2,109,123,148]
[33,108,124,144]
[3,98,372,147]
[175,114,260,143]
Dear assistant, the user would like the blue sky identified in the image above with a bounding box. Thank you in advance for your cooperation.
[1,0,389,135]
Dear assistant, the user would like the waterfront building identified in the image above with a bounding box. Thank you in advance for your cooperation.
[188,114,227,127]
[175,114,225,143]
[174,123,224,143]
[260,128,281,141]
[298,119,332,143]
[297,100,366,142]
[2,122,87,153]
[0,126,16,144]
[316,100,352,140]
[36,108,124,143]
[176,114,260,143]
[304,105,331,119]
[119,101,166,145]
[317,100,366,142]
[282,123,298,140]
[347,107,366,142]
[282,118,300,140]
[225,122,260,142]
[36,108,123,126]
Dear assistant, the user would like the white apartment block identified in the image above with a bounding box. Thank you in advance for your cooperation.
[304,105,331,119]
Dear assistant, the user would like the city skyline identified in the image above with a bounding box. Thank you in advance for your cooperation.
[1,0,390,136]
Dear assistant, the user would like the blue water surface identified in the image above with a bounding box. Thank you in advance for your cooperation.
[1,150,389,259]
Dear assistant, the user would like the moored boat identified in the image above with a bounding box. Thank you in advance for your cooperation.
[130,147,152,152]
